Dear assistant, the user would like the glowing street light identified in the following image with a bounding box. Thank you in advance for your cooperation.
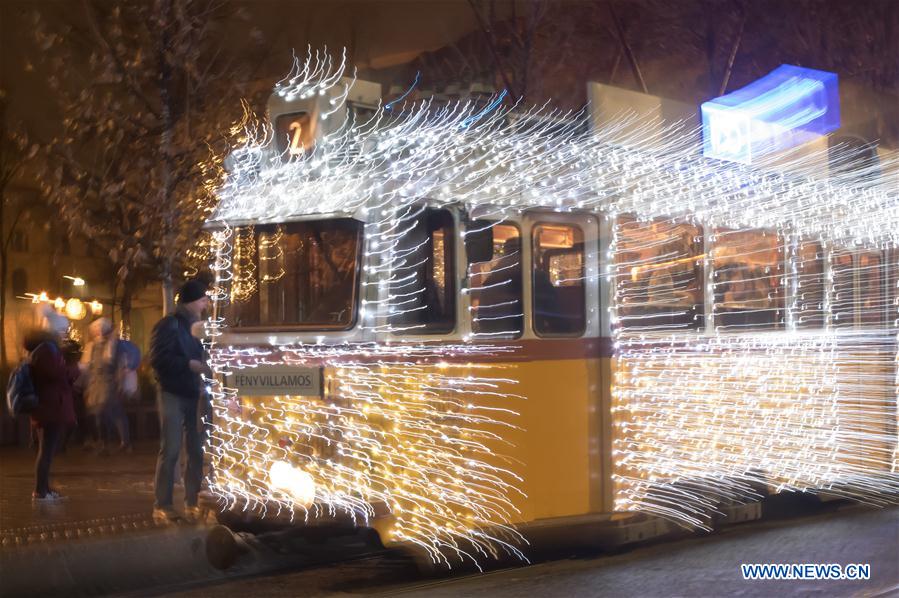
[65,298,87,320]
[63,275,86,287]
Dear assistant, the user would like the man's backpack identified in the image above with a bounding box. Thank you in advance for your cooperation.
[6,361,39,416]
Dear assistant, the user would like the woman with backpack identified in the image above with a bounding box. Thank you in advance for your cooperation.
[24,305,77,501]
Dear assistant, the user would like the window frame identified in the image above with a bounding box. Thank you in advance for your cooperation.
[390,207,458,336]
[531,220,587,338]
[465,220,524,340]
[793,237,827,330]
[613,215,706,333]
[227,218,365,332]
[710,227,787,333]
[830,246,888,330]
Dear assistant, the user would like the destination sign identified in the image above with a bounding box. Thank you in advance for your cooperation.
[229,367,323,397]
[701,64,839,164]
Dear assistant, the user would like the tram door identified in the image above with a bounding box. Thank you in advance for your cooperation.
[513,211,608,519]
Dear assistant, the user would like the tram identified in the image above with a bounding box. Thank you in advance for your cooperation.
[200,53,899,566]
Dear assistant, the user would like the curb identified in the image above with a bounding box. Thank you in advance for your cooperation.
[0,518,385,597]
[0,525,221,597]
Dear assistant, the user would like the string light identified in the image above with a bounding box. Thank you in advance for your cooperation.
[201,49,898,564]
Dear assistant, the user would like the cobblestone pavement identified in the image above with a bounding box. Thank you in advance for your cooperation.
[0,441,179,541]
[164,505,899,598]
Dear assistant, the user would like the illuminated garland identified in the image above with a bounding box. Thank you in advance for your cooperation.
[230,225,257,302]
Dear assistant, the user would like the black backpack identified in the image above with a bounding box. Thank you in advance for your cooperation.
[6,347,42,416]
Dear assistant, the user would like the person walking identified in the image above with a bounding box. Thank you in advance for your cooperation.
[82,318,131,454]
[149,279,212,522]
[26,305,76,501]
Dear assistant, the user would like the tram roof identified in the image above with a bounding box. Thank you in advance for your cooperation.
[210,55,899,249]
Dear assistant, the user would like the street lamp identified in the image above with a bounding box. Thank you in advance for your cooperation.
[65,298,87,320]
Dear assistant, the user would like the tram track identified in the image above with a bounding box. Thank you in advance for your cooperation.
[137,496,868,597]
[0,496,868,597]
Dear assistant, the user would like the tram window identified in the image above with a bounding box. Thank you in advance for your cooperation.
[614,216,704,331]
[391,208,456,334]
[893,250,899,327]
[796,240,825,329]
[833,249,886,328]
[467,222,523,338]
[712,229,785,330]
[858,252,885,327]
[351,105,378,124]
[832,249,854,328]
[532,223,585,336]
[893,250,899,328]
[227,219,362,329]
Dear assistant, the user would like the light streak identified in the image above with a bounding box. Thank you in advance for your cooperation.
[199,50,899,562]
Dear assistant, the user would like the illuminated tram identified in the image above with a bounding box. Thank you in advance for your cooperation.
[200,52,898,566]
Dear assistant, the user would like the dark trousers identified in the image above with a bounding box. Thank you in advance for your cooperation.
[103,399,131,448]
[154,391,203,509]
[35,424,62,495]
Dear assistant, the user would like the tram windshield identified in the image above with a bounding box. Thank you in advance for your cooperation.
[226,219,363,329]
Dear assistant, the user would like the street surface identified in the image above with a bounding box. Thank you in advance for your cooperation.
[164,505,898,598]
[0,441,159,535]
[1,443,896,597]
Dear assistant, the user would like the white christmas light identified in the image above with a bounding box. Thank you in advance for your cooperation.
[201,50,898,563]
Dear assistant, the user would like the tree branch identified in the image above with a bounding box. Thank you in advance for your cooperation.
[718,9,746,95]
[81,0,162,119]
[466,0,522,101]
[607,2,648,94]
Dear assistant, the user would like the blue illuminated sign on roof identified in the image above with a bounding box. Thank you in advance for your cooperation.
[701,64,840,164]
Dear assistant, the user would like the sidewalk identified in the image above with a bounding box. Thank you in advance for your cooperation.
[0,442,219,597]
[0,441,379,597]
[0,441,168,543]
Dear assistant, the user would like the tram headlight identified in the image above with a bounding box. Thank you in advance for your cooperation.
[269,460,316,506]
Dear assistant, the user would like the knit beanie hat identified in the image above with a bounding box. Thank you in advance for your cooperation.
[177,279,209,305]
[40,304,70,335]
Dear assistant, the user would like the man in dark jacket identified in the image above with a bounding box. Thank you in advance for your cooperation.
[149,279,212,522]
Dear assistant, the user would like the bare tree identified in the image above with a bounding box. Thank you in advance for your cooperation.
[31,0,264,318]
[0,92,37,371]
[394,1,609,108]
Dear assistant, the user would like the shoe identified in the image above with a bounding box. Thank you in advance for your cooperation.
[153,507,180,523]
[32,490,66,502]
[183,505,202,523]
